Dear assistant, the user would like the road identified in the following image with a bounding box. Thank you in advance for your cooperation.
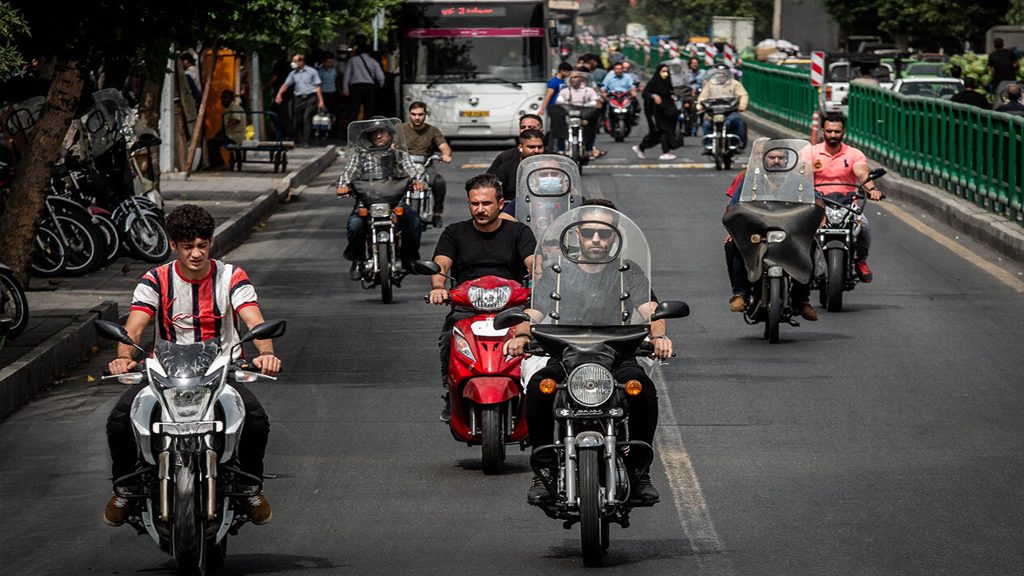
[2,126,1023,576]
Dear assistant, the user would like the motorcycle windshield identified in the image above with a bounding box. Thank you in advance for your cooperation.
[81,88,130,158]
[514,154,581,243]
[531,206,652,327]
[346,118,413,204]
[153,338,221,381]
[723,138,823,284]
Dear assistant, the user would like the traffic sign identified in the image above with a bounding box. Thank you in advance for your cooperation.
[811,51,825,87]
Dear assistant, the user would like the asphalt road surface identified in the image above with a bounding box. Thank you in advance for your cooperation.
[3,123,1023,576]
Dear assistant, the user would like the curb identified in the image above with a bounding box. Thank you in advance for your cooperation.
[746,113,1024,266]
[0,301,120,422]
[0,147,339,422]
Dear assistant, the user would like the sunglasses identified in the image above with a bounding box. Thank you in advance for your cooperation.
[579,227,615,240]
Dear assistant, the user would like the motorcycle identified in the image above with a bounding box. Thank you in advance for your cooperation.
[701,97,741,171]
[603,91,635,142]
[559,103,598,173]
[722,138,824,343]
[406,153,440,230]
[94,318,286,576]
[814,170,886,312]
[415,260,531,474]
[675,85,699,138]
[494,205,690,566]
[0,261,28,340]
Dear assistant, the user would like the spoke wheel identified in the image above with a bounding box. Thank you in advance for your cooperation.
[579,449,605,567]
[125,214,171,263]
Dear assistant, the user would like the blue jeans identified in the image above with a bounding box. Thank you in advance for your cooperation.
[702,112,747,149]
[345,205,422,265]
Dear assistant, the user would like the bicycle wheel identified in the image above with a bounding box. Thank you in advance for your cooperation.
[0,267,29,338]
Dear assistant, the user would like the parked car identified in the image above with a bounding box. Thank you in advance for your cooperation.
[902,62,948,77]
[890,76,963,99]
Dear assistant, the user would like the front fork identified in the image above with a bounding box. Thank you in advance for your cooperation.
[563,419,623,508]
[157,436,220,522]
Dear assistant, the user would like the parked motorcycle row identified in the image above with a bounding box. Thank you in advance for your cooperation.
[0,90,170,286]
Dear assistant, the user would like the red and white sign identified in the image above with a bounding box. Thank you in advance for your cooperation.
[811,51,825,87]
[723,44,736,68]
[405,28,544,39]
[703,44,715,67]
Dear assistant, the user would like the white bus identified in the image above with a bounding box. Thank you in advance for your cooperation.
[397,0,555,140]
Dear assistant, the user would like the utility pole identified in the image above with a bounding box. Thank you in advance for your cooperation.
[772,0,782,39]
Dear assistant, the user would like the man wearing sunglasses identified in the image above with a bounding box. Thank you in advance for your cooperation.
[505,199,672,507]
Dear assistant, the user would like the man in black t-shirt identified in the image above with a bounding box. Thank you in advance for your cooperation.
[988,38,1020,88]
[485,129,547,217]
[996,83,1024,116]
[428,173,537,420]
[951,77,991,110]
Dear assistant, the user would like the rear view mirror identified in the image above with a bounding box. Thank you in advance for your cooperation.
[95,319,146,353]
[413,260,441,275]
[240,320,287,343]
[651,300,690,321]
[866,168,887,182]
[546,18,559,48]
[493,307,530,330]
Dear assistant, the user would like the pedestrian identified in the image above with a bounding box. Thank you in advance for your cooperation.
[996,83,1024,116]
[206,89,246,169]
[274,52,325,147]
[541,62,574,152]
[179,52,202,107]
[633,64,679,161]
[988,38,1020,90]
[335,44,353,133]
[317,54,341,137]
[950,77,990,110]
[343,40,385,121]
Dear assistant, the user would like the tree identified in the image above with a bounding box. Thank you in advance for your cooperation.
[0,2,29,75]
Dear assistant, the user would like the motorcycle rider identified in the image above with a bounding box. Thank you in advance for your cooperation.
[724,146,819,320]
[103,204,281,527]
[812,113,883,282]
[401,101,453,227]
[556,70,605,160]
[427,173,537,421]
[601,61,640,122]
[505,199,673,506]
[698,64,749,150]
[336,118,425,280]
[488,113,543,170]
[485,128,547,217]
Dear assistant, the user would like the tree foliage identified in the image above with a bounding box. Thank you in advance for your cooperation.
[821,0,1012,50]
[591,0,773,41]
[0,2,29,75]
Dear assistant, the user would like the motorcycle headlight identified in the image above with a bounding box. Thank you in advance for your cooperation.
[766,231,787,243]
[713,114,725,123]
[155,369,221,422]
[467,285,512,311]
[826,206,846,225]
[567,363,614,407]
[370,203,391,218]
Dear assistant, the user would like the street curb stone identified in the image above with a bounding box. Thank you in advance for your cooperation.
[746,113,1024,266]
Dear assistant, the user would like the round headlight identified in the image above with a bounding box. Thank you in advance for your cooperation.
[567,364,614,407]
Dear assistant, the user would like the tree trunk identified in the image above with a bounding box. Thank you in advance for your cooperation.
[185,40,220,176]
[0,61,84,286]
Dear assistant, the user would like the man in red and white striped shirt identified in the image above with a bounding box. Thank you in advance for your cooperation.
[104,205,281,527]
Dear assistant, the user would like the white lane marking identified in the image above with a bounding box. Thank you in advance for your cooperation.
[653,364,734,573]
[879,201,1024,293]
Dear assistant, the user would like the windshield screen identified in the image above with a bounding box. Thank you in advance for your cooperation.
[399,3,547,83]
[154,339,221,379]
[739,138,816,204]
[531,206,652,326]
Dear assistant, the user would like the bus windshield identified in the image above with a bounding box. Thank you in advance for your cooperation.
[399,2,547,84]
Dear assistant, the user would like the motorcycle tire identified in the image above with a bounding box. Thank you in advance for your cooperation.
[92,211,121,268]
[377,242,393,304]
[579,448,605,567]
[0,267,29,339]
[52,212,104,276]
[613,118,625,142]
[30,226,67,277]
[125,213,171,263]
[766,276,782,344]
[173,462,207,576]
[825,248,845,313]
[480,405,505,475]
[723,156,733,171]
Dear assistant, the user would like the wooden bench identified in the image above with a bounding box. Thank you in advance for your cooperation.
[221,110,293,173]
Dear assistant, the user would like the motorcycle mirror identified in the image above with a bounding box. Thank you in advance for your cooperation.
[239,319,287,344]
[650,300,690,321]
[413,260,442,276]
[866,168,886,182]
[493,307,530,330]
[94,319,146,352]
[546,18,559,48]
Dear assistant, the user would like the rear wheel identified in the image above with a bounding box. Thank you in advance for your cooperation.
[480,405,505,475]
[377,242,393,304]
[30,226,66,277]
[825,248,845,312]
[0,268,29,339]
[579,448,604,566]
[92,212,121,267]
[767,276,781,344]
[54,213,103,276]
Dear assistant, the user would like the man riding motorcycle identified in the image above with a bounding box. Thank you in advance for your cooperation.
[601,61,639,122]
[336,118,425,280]
[556,71,604,160]
[103,204,282,527]
[428,173,537,421]
[485,129,547,217]
[812,113,883,282]
[402,101,452,227]
[505,199,673,506]
[699,65,749,150]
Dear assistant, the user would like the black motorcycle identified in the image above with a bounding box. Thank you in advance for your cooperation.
[814,169,886,312]
[701,97,741,170]
[723,138,823,343]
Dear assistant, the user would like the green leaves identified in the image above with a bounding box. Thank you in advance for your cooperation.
[0,1,30,74]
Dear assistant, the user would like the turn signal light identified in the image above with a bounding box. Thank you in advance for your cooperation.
[357,207,368,217]
[624,379,643,396]
[394,206,405,216]
[539,378,557,394]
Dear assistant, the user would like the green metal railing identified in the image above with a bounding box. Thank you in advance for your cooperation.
[847,83,1024,224]
[741,60,818,134]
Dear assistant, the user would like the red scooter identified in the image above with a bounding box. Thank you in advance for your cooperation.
[418,263,532,474]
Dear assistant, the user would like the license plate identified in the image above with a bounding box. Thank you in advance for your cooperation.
[460,110,490,117]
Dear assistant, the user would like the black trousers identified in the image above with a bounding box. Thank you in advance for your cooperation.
[526,361,658,472]
[106,381,269,481]
[431,172,447,215]
[348,83,377,120]
[291,93,318,145]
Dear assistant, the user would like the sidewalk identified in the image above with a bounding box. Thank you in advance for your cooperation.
[0,144,339,421]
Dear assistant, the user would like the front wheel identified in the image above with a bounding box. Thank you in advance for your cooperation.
[376,242,393,304]
[480,405,505,475]
[766,276,782,344]
[173,462,206,576]
[125,214,171,263]
[579,448,604,567]
[825,248,845,312]
[30,226,67,277]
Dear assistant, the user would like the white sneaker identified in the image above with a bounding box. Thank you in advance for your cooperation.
[631,145,645,159]
[658,153,677,161]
